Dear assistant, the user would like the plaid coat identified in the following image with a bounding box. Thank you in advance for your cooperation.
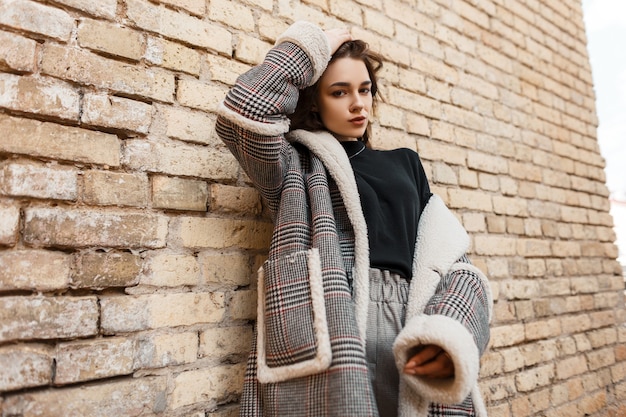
[216,21,492,417]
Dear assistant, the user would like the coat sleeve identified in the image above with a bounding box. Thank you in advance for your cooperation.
[393,256,492,406]
[215,21,330,214]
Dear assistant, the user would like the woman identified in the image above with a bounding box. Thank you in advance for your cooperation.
[216,20,492,417]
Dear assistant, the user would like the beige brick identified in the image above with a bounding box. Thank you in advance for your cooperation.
[417,139,466,166]
[208,406,240,417]
[199,252,252,286]
[199,326,252,358]
[123,138,239,180]
[406,112,430,136]
[209,184,262,215]
[557,355,589,380]
[161,106,217,144]
[23,207,167,249]
[387,86,441,119]
[0,114,120,166]
[0,0,74,41]
[0,160,78,200]
[72,251,141,288]
[2,376,167,416]
[516,364,555,392]
[209,0,255,31]
[82,93,152,134]
[159,0,205,15]
[100,292,225,333]
[551,240,582,257]
[135,331,198,368]
[258,13,289,42]
[177,217,272,250]
[152,175,208,211]
[0,73,80,120]
[171,363,245,409]
[472,235,517,256]
[0,30,37,72]
[229,289,257,320]
[235,34,272,65]
[0,344,52,391]
[516,238,552,257]
[0,200,20,246]
[140,253,200,287]
[207,53,251,86]
[525,318,562,341]
[448,189,493,212]
[78,18,144,60]
[126,0,232,54]
[83,170,149,207]
[329,0,363,25]
[363,8,395,37]
[0,296,98,342]
[489,323,526,348]
[499,279,540,300]
[145,36,202,75]
[0,249,70,291]
[50,0,116,18]
[431,162,458,185]
[55,337,134,384]
[376,103,404,130]
[41,44,175,102]
[178,78,228,112]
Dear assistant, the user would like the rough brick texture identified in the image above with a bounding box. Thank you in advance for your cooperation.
[0,1,624,416]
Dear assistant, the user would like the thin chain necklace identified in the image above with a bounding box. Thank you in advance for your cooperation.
[348,142,366,159]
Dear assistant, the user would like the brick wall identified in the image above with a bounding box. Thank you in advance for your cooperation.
[0,0,624,416]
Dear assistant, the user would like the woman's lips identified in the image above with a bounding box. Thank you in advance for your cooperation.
[349,116,367,125]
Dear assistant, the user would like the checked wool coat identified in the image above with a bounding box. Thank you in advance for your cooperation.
[216,21,493,417]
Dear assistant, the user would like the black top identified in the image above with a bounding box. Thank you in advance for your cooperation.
[341,141,431,280]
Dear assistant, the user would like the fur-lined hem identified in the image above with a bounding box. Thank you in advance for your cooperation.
[393,314,479,405]
[276,21,331,86]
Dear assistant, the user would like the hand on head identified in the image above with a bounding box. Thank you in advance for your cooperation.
[325,28,352,55]
[403,344,455,379]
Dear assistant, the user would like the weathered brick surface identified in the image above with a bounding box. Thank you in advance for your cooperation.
[100,292,225,333]
[0,1,624,416]
[2,376,167,416]
[71,250,141,289]
[0,249,70,291]
[24,207,167,248]
[54,337,134,384]
[0,296,98,342]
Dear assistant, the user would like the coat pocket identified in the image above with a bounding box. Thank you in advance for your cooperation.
[256,248,332,383]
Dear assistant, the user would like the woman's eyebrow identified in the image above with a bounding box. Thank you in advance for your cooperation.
[328,80,372,88]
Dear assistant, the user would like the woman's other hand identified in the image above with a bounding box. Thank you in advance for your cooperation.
[325,28,352,55]
[403,344,455,379]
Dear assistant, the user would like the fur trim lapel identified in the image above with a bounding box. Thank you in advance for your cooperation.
[407,195,470,318]
[287,129,371,342]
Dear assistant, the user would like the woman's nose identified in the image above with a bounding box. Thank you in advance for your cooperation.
[351,95,364,111]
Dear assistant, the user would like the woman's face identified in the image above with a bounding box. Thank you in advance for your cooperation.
[315,57,372,142]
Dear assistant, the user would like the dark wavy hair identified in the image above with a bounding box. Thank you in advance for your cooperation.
[288,40,383,144]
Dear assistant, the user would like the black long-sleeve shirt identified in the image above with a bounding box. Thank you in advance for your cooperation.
[341,141,432,280]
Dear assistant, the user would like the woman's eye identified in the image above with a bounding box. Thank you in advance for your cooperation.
[359,88,371,94]
[331,90,346,97]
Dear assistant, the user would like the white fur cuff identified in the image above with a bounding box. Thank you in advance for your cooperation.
[276,21,331,85]
[393,314,479,404]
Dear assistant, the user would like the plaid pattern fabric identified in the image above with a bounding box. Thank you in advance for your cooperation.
[423,255,491,356]
[216,30,491,417]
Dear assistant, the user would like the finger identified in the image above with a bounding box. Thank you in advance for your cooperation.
[404,345,440,368]
[411,351,455,379]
